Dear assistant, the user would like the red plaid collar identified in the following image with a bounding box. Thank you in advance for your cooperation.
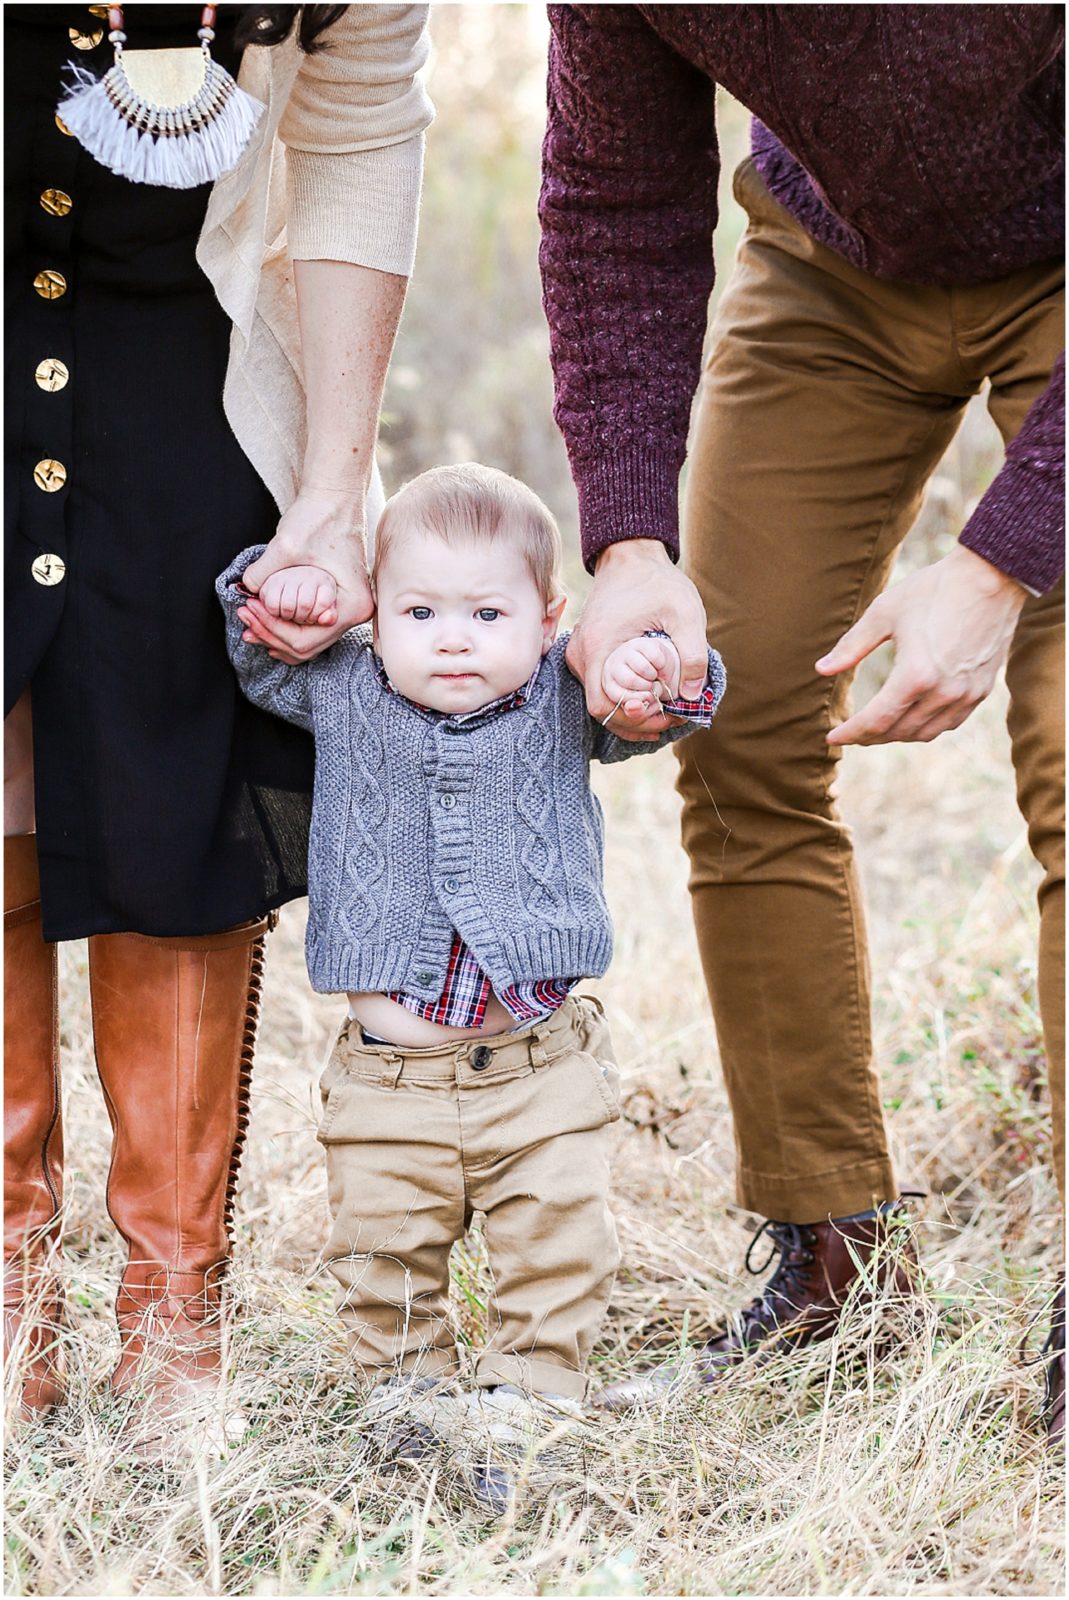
[374,655,542,727]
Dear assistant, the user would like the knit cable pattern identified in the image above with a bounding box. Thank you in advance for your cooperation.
[217,548,726,997]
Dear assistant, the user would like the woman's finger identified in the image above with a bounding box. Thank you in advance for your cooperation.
[242,596,296,651]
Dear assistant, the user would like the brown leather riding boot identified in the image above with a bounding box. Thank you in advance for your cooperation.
[4,834,65,1417]
[87,917,269,1428]
[596,1201,920,1409]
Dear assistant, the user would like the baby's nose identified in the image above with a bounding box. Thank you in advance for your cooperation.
[437,628,472,652]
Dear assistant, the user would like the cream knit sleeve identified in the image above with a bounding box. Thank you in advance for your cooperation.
[281,5,434,276]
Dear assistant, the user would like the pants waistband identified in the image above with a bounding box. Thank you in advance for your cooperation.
[335,994,599,1084]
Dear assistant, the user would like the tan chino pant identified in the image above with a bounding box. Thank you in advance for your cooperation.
[676,158,1065,1221]
[317,995,621,1400]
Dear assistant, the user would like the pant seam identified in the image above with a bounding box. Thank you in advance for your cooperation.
[820,403,958,1188]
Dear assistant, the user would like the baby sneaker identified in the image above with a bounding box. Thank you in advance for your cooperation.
[463,1383,585,1516]
[362,1372,466,1471]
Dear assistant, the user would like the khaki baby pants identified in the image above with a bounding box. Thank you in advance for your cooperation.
[316,995,622,1401]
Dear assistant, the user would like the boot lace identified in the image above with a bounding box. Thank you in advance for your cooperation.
[736,1219,819,1331]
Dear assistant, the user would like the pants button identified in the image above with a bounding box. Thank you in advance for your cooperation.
[471,1045,493,1071]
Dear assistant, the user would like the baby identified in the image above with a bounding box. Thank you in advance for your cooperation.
[217,463,724,1507]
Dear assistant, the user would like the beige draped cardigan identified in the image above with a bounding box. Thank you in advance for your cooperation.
[196,5,433,516]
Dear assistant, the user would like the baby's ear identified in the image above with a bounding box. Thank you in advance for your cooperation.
[541,593,568,651]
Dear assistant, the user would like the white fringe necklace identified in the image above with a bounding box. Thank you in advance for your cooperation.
[56,5,264,190]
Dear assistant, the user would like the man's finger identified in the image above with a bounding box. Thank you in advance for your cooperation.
[826,674,917,746]
[816,604,893,676]
[604,705,684,740]
[870,691,975,746]
[676,631,709,699]
[860,694,946,745]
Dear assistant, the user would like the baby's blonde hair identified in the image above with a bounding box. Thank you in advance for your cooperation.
[372,463,562,604]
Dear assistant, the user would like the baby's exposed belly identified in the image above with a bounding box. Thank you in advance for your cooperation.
[347,990,516,1048]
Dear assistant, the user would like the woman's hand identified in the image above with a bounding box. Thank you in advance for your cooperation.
[817,544,1028,746]
[239,489,373,663]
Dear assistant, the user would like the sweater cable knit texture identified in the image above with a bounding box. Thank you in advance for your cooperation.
[540,4,1065,593]
[217,548,726,997]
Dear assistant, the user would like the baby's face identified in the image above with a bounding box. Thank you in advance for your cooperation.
[373,528,562,715]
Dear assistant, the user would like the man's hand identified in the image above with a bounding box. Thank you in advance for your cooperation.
[240,489,374,664]
[817,544,1028,746]
[602,634,682,722]
[568,540,709,742]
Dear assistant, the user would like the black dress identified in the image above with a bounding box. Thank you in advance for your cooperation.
[5,5,314,942]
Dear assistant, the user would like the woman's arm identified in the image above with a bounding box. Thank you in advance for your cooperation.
[240,262,408,661]
[241,5,433,663]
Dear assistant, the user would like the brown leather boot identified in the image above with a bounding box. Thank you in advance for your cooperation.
[4,834,65,1417]
[1040,1278,1064,1451]
[88,917,269,1440]
[596,1201,920,1409]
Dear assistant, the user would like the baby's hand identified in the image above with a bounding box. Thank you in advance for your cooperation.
[601,634,682,722]
[254,565,338,627]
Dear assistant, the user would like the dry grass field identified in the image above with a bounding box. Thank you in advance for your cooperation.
[4,693,1064,1597]
[5,8,1064,1596]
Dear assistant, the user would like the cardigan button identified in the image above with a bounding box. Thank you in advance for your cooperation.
[443,878,460,895]
[414,970,434,986]
[439,793,456,809]
[471,1046,493,1072]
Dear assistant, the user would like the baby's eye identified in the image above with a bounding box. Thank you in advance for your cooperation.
[476,608,500,622]
[408,606,433,620]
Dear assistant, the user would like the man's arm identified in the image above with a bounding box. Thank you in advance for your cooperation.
[540,6,718,737]
[959,353,1064,596]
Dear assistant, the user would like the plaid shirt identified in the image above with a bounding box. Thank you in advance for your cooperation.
[378,643,714,1028]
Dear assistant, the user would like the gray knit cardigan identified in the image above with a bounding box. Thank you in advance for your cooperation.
[217,547,726,997]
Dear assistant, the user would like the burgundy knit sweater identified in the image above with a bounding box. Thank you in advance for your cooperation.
[540,5,1065,594]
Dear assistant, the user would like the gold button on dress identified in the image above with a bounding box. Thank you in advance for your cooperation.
[55,113,75,137]
[40,189,74,219]
[33,459,68,493]
[33,269,67,300]
[68,26,104,50]
[35,359,70,393]
[31,555,67,587]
